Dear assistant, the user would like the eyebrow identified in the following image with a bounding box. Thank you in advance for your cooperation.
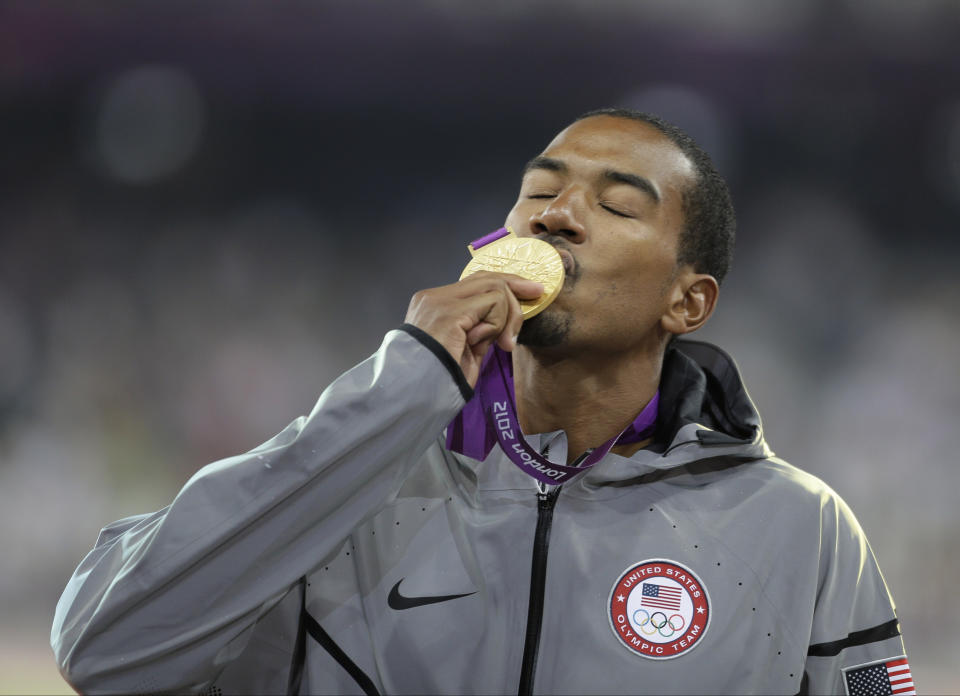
[522,156,661,204]
[602,169,661,204]
[522,155,567,176]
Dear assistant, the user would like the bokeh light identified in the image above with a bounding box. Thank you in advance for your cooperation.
[93,65,205,184]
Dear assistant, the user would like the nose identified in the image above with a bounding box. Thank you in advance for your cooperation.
[527,188,587,244]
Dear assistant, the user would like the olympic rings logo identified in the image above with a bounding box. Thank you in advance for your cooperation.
[633,609,685,638]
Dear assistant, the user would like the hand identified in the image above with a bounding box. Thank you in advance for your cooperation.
[405,272,544,387]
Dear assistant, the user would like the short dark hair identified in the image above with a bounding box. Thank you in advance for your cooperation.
[575,108,735,285]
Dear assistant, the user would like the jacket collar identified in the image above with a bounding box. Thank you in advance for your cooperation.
[657,339,767,452]
[445,339,772,494]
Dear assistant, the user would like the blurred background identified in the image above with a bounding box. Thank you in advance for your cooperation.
[1,0,958,692]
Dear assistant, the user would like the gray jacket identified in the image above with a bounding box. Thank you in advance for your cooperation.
[52,327,909,694]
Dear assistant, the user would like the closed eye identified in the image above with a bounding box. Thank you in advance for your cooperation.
[527,193,556,199]
[601,203,634,218]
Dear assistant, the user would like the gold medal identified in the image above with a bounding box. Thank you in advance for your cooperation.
[460,228,565,319]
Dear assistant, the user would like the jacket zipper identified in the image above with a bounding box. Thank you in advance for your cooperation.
[518,485,560,695]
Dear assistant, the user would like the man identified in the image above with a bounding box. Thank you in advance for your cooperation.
[52,109,912,695]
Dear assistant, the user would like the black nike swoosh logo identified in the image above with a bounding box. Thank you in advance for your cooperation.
[387,578,476,610]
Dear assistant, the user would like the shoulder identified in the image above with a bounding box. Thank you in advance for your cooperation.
[673,455,868,545]
[755,457,860,515]
[738,457,870,551]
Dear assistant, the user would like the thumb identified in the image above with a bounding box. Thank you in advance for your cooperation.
[505,278,544,300]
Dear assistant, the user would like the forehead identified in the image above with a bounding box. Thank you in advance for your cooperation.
[539,116,695,194]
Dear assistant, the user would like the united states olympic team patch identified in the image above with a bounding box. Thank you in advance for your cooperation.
[608,559,710,660]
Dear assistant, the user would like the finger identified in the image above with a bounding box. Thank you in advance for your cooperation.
[466,321,499,347]
[458,275,540,349]
[461,289,512,345]
[455,272,543,300]
[504,276,545,300]
[464,283,526,347]
[468,334,497,367]
[466,279,527,352]
[496,284,525,352]
[460,286,524,352]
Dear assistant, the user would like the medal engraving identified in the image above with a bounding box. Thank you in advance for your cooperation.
[460,233,565,319]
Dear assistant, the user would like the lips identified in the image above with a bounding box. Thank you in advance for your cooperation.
[555,248,576,277]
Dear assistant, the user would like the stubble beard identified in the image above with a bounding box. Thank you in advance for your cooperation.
[517,266,578,348]
[516,309,571,348]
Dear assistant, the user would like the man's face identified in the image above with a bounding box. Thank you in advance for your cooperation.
[504,115,697,353]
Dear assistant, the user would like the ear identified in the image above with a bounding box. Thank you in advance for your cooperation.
[660,271,719,336]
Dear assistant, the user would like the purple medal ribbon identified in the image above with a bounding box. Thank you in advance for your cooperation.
[468,226,511,249]
[446,346,659,485]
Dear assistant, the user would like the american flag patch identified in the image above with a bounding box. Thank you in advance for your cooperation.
[640,582,683,611]
[843,656,915,695]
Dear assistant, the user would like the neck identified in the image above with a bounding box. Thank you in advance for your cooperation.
[512,343,663,464]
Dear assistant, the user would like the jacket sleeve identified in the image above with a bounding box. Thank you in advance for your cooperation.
[50,326,472,694]
[802,490,913,695]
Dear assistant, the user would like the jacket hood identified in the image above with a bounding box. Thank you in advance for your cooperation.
[573,339,773,490]
[658,339,768,451]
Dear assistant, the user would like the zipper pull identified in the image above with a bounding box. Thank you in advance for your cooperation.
[536,444,550,502]
[536,484,560,508]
